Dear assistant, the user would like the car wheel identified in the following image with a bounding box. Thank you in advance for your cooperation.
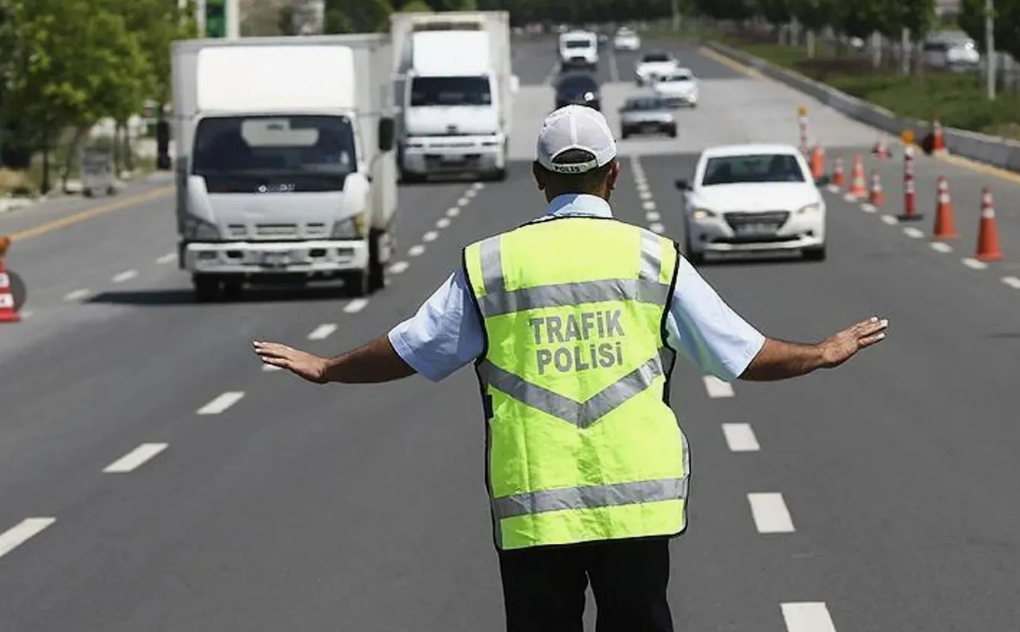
[682,226,705,265]
[621,130,629,140]
[803,245,827,262]
[668,127,678,138]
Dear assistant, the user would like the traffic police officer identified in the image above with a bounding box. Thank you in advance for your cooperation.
[253,105,889,632]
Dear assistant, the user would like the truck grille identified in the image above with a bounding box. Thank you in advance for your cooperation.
[255,223,298,237]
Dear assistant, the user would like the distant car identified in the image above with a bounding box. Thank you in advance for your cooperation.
[652,67,698,108]
[635,50,678,86]
[674,143,829,264]
[619,95,676,139]
[554,72,601,111]
[613,28,641,51]
[559,30,599,71]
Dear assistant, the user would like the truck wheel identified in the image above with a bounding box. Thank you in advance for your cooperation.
[368,231,386,291]
[344,271,369,298]
[193,275,221,303]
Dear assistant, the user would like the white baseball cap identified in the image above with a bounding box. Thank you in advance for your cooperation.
[536,105,617,174]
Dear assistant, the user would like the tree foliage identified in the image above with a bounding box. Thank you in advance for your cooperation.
[959,0,1020,61]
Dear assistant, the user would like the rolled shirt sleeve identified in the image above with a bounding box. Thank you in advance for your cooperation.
[387,269,485,382]
[664,258,766,381]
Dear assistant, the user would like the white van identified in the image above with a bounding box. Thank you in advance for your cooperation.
[559,30,598,71]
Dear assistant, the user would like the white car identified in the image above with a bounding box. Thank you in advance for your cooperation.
[635,50,679,86]
[652,67,698,107]
[675,144,829,263]
[613,28,641,51]
[559,30,599,70]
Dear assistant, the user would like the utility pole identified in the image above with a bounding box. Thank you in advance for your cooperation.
[985,0,996,100]
[671,0,680,32]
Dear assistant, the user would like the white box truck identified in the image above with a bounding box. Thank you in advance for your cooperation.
[390,11,517,183]
[168,34,397,302]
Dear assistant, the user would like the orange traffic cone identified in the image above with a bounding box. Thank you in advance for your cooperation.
[810,143,826,179]
[932,176,958,240]
[868,171,884,206]
[832,157,845,186]
[847,155,867,197]
[931,118,947,154]
[0,235,21,323]
[975,188,1003,261]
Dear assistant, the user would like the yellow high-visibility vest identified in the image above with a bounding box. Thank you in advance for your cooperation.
[462,216,690,550]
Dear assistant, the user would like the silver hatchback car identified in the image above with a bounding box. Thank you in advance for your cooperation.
[619,95,677,140]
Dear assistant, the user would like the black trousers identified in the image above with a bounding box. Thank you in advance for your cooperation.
[497,536,674,632]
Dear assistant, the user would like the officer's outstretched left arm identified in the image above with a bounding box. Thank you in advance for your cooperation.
[253,336,416,385]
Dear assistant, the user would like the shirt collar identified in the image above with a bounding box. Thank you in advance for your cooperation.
[545,193,613,219]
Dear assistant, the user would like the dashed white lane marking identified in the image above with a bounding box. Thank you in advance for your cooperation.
[703,375,734,398]
[446,206,460,217]
[19,310,33,319]
[860,203,876,213]
[781,602,837,632]
[64,288,91,301]
[262,364,281,372]
[825,184,839,193]
[961,257,988,270]
[408,245,425,257]
[639,190,653,200]
[0,518,56,561]
[103,443,168,473]
[457,196,470,206]
[436,217,451,228]
[307,323,337,340]
[389,261,410,274]
[422,231,438,242]
[155,252,176,265]
[722,423,760,452]
[843,193,857,202]
[646,211,661,222]
[1001,275,1020,289]
[197,391,245,415]
[472,182,484,191]
[903,227,924,238]
[465,190,477,200]
[642,200,657,211]
[880,215,897,225]
[747,493,795,533]
[648,222,664,234]
[344,298,369,313]
[930,242,953,253]
[111,269,138,283]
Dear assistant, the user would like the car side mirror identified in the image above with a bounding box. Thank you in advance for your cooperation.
[814,174,831,186]
[378,116,395,152]
[675,179,689,190]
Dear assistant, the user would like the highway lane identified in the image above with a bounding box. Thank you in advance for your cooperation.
[3,36,1020,632]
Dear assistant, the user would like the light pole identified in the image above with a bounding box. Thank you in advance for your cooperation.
[985,0,995,100]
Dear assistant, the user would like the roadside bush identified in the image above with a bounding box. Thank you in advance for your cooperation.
[0,168,37,197]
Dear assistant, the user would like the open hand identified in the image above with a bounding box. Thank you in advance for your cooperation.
[253,341,329,383]
[820,317,889,368]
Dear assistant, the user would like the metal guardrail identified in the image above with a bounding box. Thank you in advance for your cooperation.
[705,40,1020,173]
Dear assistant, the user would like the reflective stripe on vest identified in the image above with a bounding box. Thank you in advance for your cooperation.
[463,217,690,551]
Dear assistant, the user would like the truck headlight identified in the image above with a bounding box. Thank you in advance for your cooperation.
[691,208,716,220]
[331,213,366,239]
[797,203,823,214]
[184,216,220,240]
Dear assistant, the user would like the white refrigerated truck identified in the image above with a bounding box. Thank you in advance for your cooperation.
[169,35,397,302]
[390,11,517,183]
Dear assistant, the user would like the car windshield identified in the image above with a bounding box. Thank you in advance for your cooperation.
[191,115,356,192]
[558,75,598,92]
[410,76,491,107]
[701,153,806,185]
[661,73,692,82]
[565,39,592,48]
[642,53,670,62]
[624,97,666,111]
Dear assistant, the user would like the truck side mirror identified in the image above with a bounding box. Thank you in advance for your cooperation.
[675,179,689,190]
[510,75,520,94]
[378,117,395,152]
[156,121,171,170]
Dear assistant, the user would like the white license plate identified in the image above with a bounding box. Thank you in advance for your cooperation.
[260,252,291,266]
[736,223,774,235]
[440,155,465,164]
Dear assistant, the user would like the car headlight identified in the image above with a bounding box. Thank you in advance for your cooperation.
[184,216,220,241]
[797,203,823,214]
[331,213,366,239]
[691,208,716,220]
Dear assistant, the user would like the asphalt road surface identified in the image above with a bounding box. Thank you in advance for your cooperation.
[2,37,1019,632]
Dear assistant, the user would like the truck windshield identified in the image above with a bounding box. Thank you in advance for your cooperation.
[191,115,356,192]
[410,76,492,107]
[565,39,592,49]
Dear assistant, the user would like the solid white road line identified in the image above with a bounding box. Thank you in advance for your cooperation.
[781,602,837,632]
[643,200,657,211]
[446,206,460,217]
[436,217,451,228]
[880,215,897,225]
[860,203,876,213]
[344,298,369,313]
[703,375,734,398]
[0,518,56,561]
[722,423,760,452]
[1001,275,1020,289]
[646,211,661,222]
[111,269,138,283]
[408,245,425,257]
[903,227,924,239]
[961,257,988,270]
[747,492,795,533]
[389,261,410,274]
[156,252,176,265]
[63,289,91,302]
[307,323,337,340]
[103,443,168,473]
[648,223,665,234]
[422,231,438,242]
[197,392,245,415]
[930,242,953,253]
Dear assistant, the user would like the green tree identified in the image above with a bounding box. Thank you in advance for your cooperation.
[325,0,394,33]
[959,0,1020,61]
[755,0,792,25]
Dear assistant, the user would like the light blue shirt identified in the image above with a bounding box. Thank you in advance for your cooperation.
[387,194,766,383]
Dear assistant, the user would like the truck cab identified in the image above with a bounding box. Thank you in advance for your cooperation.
[559,30,599,71]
